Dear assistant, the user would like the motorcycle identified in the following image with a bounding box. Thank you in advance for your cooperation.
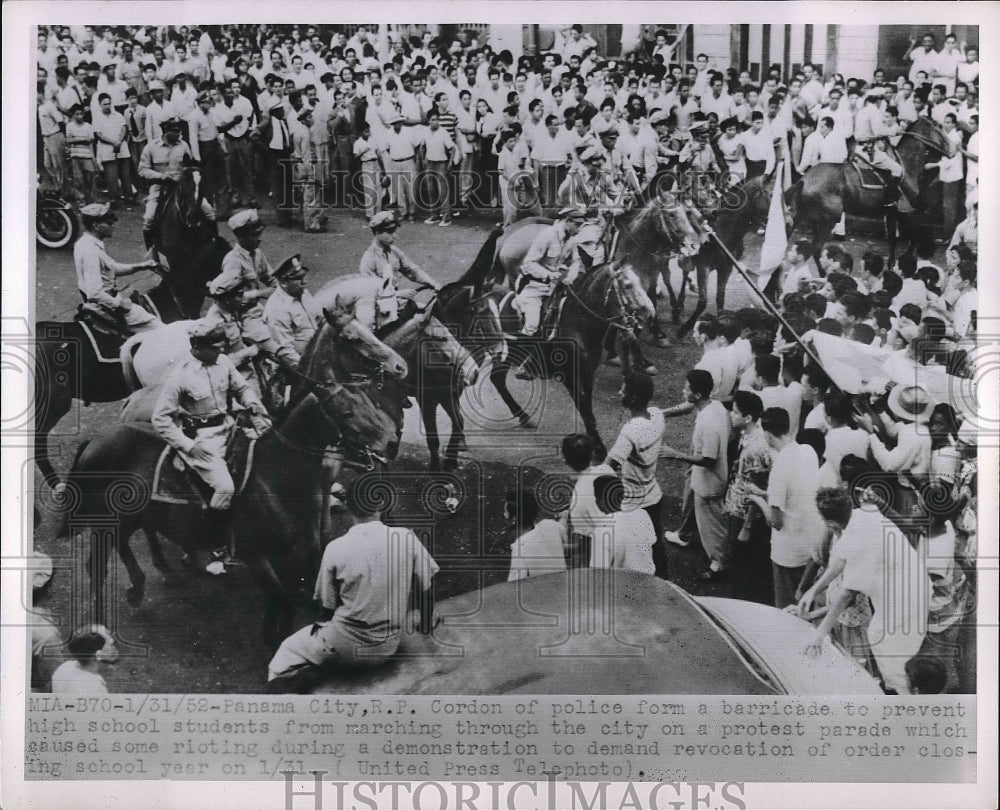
[36,188,78,249]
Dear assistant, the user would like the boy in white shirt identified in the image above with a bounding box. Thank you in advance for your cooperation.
[506,490,567,581]
[590,475,657,575]
[606,372,668,577]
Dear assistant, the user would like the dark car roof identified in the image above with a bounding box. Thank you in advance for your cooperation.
[315,569,776,694]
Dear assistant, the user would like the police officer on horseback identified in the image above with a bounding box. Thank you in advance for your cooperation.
[359,211,442,328]
[138,116,215,249]
[74,202,163,333]
[151,320,270,573]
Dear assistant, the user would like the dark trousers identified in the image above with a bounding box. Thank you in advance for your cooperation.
[729,514,774,605]
[199,139,229,218]
[226,136,254,206]
[268,148,294,223]
[772,562,807,610]
[644,497,668,579]
[745,159,766,180]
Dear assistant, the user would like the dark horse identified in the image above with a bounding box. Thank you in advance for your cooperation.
[788,117,953,267]
[63,303,403,650]
[312,277,487,472]
[34,167,229,492]
[479,242,655,460]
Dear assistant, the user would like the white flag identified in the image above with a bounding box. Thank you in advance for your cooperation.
[755,161,787,290]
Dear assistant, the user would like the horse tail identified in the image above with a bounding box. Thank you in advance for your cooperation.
[119,334,143,391]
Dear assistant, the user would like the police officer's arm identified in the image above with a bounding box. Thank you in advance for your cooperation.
[138,143,167,181]
[224,355,267,415]
[395,248,439,290]
[521,230,559,280]
[187,111,202,161]
[152,375,197,453]
[265,307,303,367]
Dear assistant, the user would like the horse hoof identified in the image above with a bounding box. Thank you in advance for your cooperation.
[517,414,537,430]
[654,338,671,348]
[53,481,68,497]
[126,583,145,606]
[605,355,622,367]
[643,365,659,376]
[442,458,459,472]
[429,459,441,472]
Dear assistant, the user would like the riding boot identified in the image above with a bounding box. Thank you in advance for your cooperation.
[206,507,241,573]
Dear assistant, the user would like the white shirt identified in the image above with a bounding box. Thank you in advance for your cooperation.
[568,463,615,543]
[870,422,931,482]
[824,425,871,483]
[696,345,741,400]
[818,131,848,163]
[51,660,109,694]
[508,519,567,581]
[607,409,665,510]
[590,508,656,575]
[767,442,825,568]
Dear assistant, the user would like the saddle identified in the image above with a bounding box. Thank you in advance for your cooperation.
[151,425,257,507]
[848,155,889,190]
[504,287,567,341]
[74,309,128,363]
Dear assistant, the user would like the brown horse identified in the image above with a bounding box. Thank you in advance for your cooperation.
[788,117,953,266]
[61,304,403,649]
[34,168,228,492]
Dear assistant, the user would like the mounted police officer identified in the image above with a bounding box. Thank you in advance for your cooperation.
[358,211,442,328]
[151,319,270,572]
[137,116,215,249]
[262,253,323,367]
[74,202,162,333]
[512,205,588,379]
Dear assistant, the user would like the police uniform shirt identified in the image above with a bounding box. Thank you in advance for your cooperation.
[152,353,259,454]
[358,240,423,285]
[138,138,193,181]
[263,286,322,365]
[216,244,275,291]
[74,232,129,307]
[521,221,572,283]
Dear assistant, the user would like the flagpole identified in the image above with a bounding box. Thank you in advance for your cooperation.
[704,226,831,381]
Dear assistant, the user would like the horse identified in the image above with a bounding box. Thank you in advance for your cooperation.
[483,253,654,460]
[61,302,405,650]
[494,192,701,339]
[672,173,781,338]
[312,278,481,470]
[788,117,953,267]
[33,167,228,492]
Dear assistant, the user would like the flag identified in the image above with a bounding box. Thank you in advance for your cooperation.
[755,161,787,291]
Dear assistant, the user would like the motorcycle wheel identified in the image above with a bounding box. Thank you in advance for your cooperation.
[36,206,76,249]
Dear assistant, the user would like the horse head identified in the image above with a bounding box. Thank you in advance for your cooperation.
[319,299,409,382]
[437,283,508,366]
[609,263,656,325]
[897,117,953,200]
[312,384,399,467]
[174,165,208,228]
[406,307,479,388]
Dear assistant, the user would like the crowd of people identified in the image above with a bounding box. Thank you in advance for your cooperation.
[34,23,981,697]
[37,24,979,231]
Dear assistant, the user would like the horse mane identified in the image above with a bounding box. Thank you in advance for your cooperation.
[448,225,504,290]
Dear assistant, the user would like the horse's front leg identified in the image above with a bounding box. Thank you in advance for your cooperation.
[440,391,466,471]
[647,282,672,348]
[565,362,604,461]
[489,354,535,428]
[603,328,620,365]
[117,535,148,607]
[419,394,442,471]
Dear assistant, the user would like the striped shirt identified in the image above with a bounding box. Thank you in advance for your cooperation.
[607,408,666,510]
[435,111,458,139]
